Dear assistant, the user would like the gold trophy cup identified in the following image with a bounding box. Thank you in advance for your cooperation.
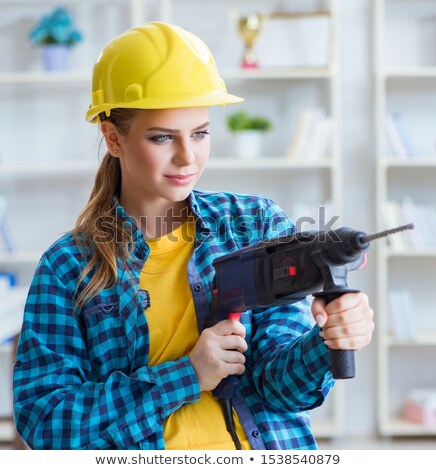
[238,13,263,68]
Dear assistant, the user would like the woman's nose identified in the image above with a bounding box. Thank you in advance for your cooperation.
[173,140,195,166]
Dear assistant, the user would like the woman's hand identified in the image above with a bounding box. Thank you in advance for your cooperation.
[312,293,374,350]
[189,320,247,392]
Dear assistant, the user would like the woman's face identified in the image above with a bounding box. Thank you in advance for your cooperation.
[117,107,211,208]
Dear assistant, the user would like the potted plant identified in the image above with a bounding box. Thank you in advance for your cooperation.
[29,7,83,72]
[227,111,272,160]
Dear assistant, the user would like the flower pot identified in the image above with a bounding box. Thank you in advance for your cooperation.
[41,45,71,72]
[233,130,263,160]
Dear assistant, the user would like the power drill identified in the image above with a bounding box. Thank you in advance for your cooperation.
[210,223,413,449]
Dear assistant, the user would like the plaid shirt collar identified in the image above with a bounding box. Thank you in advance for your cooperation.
[113,191,212,262]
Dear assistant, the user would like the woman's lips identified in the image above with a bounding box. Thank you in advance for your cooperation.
[165,173,196,185]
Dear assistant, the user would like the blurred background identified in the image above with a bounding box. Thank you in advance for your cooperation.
[1,0,435,449]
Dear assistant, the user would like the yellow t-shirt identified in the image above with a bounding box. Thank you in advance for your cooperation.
[140,215,251,450]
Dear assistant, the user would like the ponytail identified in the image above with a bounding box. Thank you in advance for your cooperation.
[73,109,138,309]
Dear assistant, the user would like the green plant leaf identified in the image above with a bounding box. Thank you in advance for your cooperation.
[226,111,271,132]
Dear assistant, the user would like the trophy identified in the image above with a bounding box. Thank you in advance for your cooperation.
[238,13,264,68]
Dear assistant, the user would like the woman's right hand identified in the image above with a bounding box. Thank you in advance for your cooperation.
[188,320,247,392]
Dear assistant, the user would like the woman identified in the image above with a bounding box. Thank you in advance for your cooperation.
[13,22,374,450]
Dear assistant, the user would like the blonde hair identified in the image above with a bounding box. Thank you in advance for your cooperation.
[73,109,138,309]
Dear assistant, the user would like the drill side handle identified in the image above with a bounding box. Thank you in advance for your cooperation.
[313,288,360,380]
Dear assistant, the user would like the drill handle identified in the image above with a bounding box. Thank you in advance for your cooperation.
[211,288,244,399]
[211,311,243,399]
[313,288,360,380]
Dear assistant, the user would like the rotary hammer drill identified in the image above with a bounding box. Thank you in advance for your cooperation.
[210,223,413,449]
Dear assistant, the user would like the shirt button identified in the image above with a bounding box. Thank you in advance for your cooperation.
[194,284,203,292]
[252,430,260,438]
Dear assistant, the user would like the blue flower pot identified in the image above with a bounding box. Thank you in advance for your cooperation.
[41,45,70,72]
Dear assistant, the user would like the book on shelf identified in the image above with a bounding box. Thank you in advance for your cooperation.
[384,198,436,249]
[384,201,407,249]
[0,195,16,253]
[286,107,332,162]
[387,289,418,341]
[384,111,417,159]
[391,111,417,158]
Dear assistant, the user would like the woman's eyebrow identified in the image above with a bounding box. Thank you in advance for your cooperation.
[192,121,210,131]
[146,121,210,133]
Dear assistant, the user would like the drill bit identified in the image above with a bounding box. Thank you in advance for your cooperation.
[360,223,414,244]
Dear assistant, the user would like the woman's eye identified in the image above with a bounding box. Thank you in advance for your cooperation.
[193,131,210,140]
[149,135,173,144]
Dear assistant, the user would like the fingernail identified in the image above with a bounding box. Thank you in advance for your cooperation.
[315,315,326,328]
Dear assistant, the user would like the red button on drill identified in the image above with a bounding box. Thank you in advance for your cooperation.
[288,266,297,276]
[228,312,242,322]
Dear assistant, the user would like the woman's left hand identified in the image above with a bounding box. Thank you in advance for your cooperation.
[311,293,374,350]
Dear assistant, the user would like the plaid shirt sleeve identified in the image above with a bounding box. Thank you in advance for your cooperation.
[13,251,200,450]
[249,198,334,413]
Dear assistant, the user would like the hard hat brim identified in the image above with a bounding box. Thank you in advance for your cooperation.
[86,92,244,123]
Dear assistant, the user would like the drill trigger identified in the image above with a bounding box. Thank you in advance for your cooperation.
[228,312,242,322]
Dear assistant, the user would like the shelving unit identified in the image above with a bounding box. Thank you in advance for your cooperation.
[374,0,436,437]
[0,0,344,443]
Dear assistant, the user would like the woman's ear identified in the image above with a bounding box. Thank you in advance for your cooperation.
[101,121,123,157]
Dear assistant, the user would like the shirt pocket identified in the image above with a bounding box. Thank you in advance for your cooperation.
[82,301,130,379]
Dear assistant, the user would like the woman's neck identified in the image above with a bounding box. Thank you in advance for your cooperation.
[120,197,190,239]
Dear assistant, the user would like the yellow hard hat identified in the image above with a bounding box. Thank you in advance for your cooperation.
[86,22,243,123]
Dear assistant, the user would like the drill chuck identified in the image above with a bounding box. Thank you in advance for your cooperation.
[322,228,369,264]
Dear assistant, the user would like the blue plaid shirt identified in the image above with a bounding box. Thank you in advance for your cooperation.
[14,190,334,450]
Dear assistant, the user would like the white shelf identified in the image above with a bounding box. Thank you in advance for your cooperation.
[207,158,332,170]
[221,66,334,80]
[312,417,342,439]
[386,334,436,347]
[0,160,98,178]
[385,67,436,79]
[383,417,436,437]
[0,71,91,85]
[382,247,436,258]
[381,158,436,168]
[0,68,334,87]
[0,158,333,179]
